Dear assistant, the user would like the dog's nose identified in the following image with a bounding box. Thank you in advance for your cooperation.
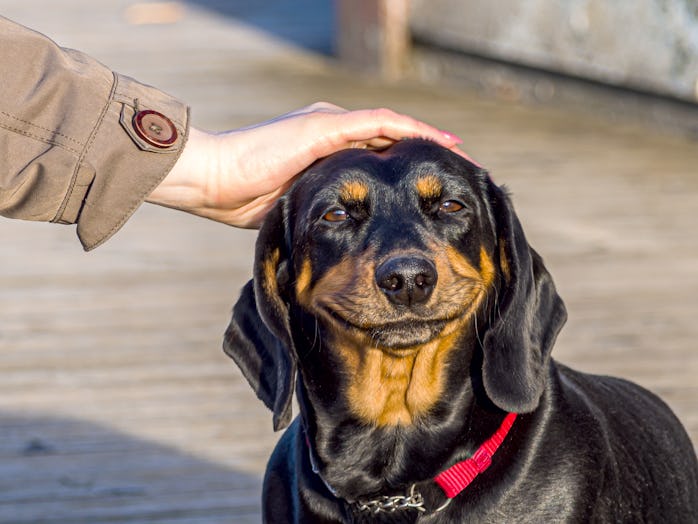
[375,256,437,306]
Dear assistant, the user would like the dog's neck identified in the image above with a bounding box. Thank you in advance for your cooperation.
[293,320,512,503]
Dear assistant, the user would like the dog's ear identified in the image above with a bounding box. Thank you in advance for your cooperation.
[223,200,296,431]
[481,179,567,413]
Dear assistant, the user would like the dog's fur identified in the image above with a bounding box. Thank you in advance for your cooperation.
[224,140,697,523]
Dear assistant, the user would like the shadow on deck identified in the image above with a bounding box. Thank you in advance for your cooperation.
[0,412,261,524]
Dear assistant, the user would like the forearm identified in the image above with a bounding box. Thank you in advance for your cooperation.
[0,16,189,250]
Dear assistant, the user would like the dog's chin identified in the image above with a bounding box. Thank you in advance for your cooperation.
[366,320,447,351]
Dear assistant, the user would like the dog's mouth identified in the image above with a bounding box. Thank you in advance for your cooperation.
[367,319,448,350]
[327,309,449,350]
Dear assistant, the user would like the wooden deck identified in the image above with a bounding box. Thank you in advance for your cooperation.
[1,2,696,522]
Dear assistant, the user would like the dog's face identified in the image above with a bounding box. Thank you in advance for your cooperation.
[225,140,566,432]
[290,147,494,351]
[284,143,498,426]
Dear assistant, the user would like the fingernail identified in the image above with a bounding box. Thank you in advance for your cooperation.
[441,130,463,144]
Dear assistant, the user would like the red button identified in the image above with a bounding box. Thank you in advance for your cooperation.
[132,110,178,148]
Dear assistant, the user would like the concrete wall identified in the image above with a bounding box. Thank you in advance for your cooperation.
[410,0,698,102]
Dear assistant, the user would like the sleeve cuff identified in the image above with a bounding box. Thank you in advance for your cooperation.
[68,72,189,250]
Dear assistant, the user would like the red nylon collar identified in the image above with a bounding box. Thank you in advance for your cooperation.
[434,412,517,499]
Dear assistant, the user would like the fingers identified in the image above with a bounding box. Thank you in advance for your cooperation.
[324,107,481,165]
[337,107,463,149]
[351,137,394,150]
[279,101,346,120]
[288,104,464,151]
[288,105,476,173]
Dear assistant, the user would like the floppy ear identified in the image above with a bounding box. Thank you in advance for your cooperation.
[481,180,567,413]
[223,200,297,431]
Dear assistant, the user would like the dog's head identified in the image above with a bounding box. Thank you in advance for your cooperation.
[225,139,566,431]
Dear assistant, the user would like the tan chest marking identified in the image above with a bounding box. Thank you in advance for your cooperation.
[340,329,461,426]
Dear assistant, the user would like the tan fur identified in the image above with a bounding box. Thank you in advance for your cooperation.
[296,243,496,426]
[499,239,511,283]
[295,258,313,299]
[339,180,369,202]
[415,174,443,200]
[262,248,281,300]
[341,328,462,426]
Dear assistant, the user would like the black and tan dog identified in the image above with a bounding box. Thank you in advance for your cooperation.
[224,139,697,523]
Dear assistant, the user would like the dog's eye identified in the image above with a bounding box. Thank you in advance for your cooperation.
[439,200,464,213]
[323,208,349,222]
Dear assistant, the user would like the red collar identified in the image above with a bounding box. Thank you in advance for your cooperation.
[434,412,517,499]
[305,412,518,512]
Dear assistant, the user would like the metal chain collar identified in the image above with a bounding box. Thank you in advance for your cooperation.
[356,484,426,514]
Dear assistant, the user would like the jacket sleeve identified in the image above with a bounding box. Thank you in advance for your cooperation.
[0,16,189,250]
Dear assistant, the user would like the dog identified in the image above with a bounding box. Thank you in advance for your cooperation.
[224,139,697,523]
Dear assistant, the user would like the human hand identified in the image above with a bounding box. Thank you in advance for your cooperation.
[147,102,468,228]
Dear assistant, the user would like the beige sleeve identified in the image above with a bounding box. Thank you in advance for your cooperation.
[0,16,189,250]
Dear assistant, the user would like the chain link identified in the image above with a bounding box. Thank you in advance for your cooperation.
[356,484,426,514]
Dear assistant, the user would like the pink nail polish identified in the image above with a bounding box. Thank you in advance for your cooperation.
[441,131,463,144]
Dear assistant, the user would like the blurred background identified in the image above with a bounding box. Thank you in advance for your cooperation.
[0,1,696,522]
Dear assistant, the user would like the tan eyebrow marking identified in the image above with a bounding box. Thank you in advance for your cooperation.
[415,174,443,199]
[339,180,369,202]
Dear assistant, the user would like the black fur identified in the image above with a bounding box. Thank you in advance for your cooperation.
[224,140,698,523]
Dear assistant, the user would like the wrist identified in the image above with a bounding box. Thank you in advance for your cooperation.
[146,127,217,213]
